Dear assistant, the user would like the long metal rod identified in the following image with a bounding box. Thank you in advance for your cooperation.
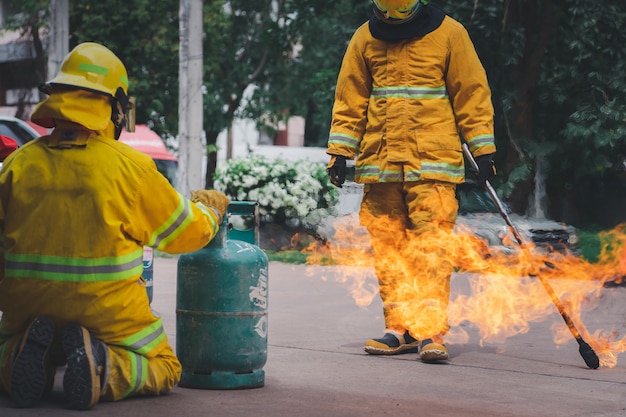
[461,143,599,369]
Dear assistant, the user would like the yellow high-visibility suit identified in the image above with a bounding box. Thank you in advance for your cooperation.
[0,90,220,400]
[327,7,496,338]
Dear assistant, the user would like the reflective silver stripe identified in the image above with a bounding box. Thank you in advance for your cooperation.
[152,198,192,248]
[422,162,464,179]
[329,132,360,149]
[4,254,143,282]
[130,353,146,394]
[467,134,495,150]
[371,86,448,99]
[379,170,403,181]
[356,165,379,178]
[125,325,165,355]
[405,170,421,181]
[5,258,141,275]
[122,351,146,398]
[194,202,222,225]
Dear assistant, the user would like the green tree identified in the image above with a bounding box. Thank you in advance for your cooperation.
[441,0,626,226]
[69,0,180,135]
[199,1,367,187]
[1,0,48,119]
[242,0,371,147]
[7,1,626,226]
[543,1,626,226]
[200,0,288,188]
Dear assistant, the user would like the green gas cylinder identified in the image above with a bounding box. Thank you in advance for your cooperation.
[176,202,268,389]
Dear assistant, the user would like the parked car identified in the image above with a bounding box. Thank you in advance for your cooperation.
[455,181,579,255]
[118,125,178,185]
[325,179,579,256]
[0,116,40,147]
[0,116,41,169]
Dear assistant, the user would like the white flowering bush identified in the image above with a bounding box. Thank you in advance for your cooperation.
[213,154,339,226]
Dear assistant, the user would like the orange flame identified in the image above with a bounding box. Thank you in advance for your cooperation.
[303,215,626,368]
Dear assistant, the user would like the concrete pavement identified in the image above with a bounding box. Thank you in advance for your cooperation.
[1,256,625,416]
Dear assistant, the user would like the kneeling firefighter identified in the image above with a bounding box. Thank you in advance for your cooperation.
[0,42,230,410]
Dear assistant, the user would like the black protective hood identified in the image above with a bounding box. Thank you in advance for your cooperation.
[368,5,446,42]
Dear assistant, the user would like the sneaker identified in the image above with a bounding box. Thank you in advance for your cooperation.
[419,338,449,362]
[11,316,56,408]
[363,329,420,355]
[62,324,108,410]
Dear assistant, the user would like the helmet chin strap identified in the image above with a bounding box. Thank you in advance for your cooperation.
[111,87,129,140]
[111,103,125,140]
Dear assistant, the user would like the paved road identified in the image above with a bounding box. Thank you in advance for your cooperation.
[1,257,625,416]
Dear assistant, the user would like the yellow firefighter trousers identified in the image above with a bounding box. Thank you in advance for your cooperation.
[359,181,458,338]
[104,343,181,400]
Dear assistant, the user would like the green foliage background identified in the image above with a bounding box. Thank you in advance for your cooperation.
[4,0,626,229]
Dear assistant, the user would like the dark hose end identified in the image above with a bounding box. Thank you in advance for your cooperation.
[579,341,600,369]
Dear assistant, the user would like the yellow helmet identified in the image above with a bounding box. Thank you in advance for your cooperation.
[372,0,427,23]
[40,42,134,137]
[41,42,128,97]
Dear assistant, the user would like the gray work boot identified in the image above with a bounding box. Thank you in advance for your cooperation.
[11,316,56,408]
[62,323,109,410]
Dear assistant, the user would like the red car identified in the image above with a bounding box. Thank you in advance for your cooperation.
[0,116,40,147]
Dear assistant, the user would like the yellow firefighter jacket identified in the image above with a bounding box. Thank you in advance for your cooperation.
[327,14,496,184]
[0,119,219,358]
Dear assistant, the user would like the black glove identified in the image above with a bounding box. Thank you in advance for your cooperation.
[475,153,496,184]
[327,155,347,188]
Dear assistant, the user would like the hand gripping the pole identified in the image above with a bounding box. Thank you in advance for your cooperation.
[327,155,347,188]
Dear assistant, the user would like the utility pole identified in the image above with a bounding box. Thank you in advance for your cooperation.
[227,124,233,160]
[177,0,204,196]
[47,0,69,79]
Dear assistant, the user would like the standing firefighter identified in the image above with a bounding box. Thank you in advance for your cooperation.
[326,0,496,362]
[0,42,230,409]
